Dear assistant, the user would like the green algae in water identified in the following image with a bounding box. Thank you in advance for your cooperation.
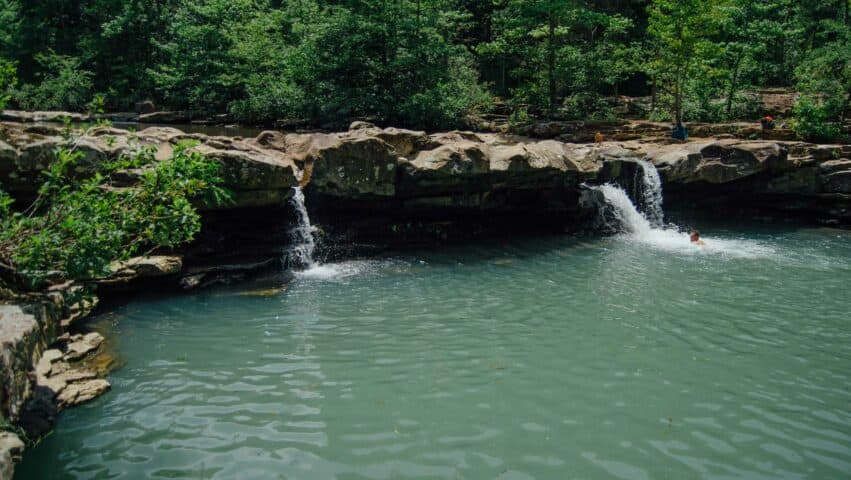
[17,226,851,479]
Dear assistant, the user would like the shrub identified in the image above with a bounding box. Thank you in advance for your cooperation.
[792,96,842,142]
[396,56,491,130]
[0,58,14,110]
[229,76,308,124]
[13,53,93,111]
[0,136,229,289]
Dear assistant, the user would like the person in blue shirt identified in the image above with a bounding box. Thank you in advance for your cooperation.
[672,122,688,141]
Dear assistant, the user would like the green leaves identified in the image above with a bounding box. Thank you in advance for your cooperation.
[0,138,229,289]
[1,0,849,128]
[0,57,14,110]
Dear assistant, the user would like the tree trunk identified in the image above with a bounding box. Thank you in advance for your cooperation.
[548,13,557,114]
[725,55,743,119]
[674,65,682,125]
[650,78,656,112]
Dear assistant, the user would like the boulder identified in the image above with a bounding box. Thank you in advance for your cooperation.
[349,121,377,130]
[0,305,41,422]
[195,144,299,193]
[0,141,15,179]
[102,256,183,286]
[308,136,399,197]
[0,110,89,123]
[55,379,110,409]
[134,100,156,114]
[649,140,786,184]
[136,111,191,123]
[0,432,24,480]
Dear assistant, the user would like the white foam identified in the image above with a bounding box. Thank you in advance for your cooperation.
[635,160,664,227]
[617,228,776,259]
[295,260,404,281]
[594,183,774,259]
[286,186,316,268]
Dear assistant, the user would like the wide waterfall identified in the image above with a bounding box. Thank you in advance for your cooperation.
[285,186,316,268]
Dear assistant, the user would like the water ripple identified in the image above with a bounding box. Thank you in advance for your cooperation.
[17,227,851,479]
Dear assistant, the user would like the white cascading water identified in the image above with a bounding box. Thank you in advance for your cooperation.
[589,164,773,258]
[286,186,316,268]
[635,160,664,227]
[594,183,654,235]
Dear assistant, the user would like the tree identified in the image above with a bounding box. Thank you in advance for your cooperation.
[0,136,229,289]
[0,57,14,110]
[482,0,635,117]
[793,11,851,140]
[647,0,722,123]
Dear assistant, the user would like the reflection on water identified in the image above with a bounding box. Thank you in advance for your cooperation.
[17,227,851,479]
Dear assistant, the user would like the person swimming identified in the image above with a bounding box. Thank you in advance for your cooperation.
[689,230,706,245]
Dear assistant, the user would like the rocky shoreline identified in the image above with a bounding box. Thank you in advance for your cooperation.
[1,115,850,478]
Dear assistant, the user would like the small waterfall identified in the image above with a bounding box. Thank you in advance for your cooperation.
[592,184,653,234]
[286,186,316,268]
[635,160,664,227]
[587,160,663,234]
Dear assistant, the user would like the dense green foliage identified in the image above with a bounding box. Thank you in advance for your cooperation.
[0,57,13,110]
[0,0,848,131]
[0,133,229,288]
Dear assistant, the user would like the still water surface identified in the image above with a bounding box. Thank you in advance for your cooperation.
[17,226,851,479]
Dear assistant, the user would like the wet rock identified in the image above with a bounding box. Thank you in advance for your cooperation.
[87,352,117,375]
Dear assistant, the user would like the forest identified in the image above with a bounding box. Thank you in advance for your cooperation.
[0,0,849,136]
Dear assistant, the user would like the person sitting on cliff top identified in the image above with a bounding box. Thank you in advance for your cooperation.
[671,122,688,141]
[760,115,775,130]
[689,230,706,246]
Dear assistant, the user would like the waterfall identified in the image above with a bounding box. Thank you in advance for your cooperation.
[592,184,654,235]
[286,186,316,268]
[635,160,664,227]
[588,160,664,234]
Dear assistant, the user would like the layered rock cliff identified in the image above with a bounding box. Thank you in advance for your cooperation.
[2,120,850,228]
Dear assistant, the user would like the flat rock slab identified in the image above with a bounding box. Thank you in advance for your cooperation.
[56,379,110,408]
[64,332,104,361]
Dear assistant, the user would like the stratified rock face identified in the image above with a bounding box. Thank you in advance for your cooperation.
[0,122,300,208]
[646,140,786,184]
[309,136,400,197]
[2,118,850,226]
[644,140,851,195]
[0,110,90,123]
[0,305,41,423]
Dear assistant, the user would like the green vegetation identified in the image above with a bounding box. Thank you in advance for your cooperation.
[0,129,229,289]
[0,0,848,134]
[0,57,14,110]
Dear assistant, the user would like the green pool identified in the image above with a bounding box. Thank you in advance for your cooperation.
[17,225,851,479]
